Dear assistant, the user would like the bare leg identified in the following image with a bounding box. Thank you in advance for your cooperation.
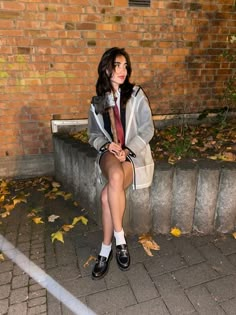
[100,152,133,244]
[101,185,113,245]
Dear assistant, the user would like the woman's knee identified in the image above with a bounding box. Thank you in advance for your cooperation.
[108,169,124,187]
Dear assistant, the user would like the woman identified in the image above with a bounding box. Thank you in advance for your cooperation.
[88,47,154,280]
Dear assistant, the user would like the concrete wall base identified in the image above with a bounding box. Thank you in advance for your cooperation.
[0,154,54,179]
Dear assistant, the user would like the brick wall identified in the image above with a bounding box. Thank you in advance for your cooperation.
[0,0,235,163]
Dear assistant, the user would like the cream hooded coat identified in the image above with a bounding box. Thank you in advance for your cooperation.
[88,86,154,189]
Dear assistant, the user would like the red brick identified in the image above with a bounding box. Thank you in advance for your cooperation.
[0,20,14,28]
[1,2,25,11]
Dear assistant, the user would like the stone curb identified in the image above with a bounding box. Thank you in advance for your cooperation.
[53,134,236,235]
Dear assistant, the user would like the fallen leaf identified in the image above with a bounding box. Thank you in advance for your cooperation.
[83,255,96,268]
[37,187,46,191]
[138,234,160,256]
[3,204,15,212]
[0,195,5,203]
[63,193,72,200]
[232,232,236,239]
[32,217,44,224]
[1,211,10,218]
[51,231,64,243]
[13,196,27,206]
[48,214,60,222]
[62,224,74,232]
[54,190,63,196]
[72,217,80,226]
[170,227,182,237]
[221,151,236,162]
[0,253,4,261]
[168,155,177,164]
[72,216,88,226]
[191,138,198,144]
[27,207,42,217]
[52,181,61,188]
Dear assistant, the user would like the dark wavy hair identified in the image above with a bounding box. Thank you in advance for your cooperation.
[96,47,134,108]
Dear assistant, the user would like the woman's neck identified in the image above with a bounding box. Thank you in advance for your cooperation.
[112,83,119,92]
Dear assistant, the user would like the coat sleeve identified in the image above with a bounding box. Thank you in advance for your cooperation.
[87,105,111,152]
[125,89,154,155]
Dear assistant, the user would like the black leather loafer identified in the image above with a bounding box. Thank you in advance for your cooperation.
[92,250,113,280]
[116,244,130,271]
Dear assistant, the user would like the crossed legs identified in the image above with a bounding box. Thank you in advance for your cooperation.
[92,152,133,279]
[100,151,133,246]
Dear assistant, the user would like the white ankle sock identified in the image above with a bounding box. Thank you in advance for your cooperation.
[114,229,126,246]
[99,243,112,259]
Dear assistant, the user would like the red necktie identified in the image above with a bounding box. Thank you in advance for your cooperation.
[113,99,125,146]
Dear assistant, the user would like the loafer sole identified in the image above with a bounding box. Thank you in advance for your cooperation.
[117,263,130,271]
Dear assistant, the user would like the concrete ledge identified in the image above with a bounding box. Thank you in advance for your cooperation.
[53,134,236,235]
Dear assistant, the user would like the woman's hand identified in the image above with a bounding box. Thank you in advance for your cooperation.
[107,142,122,155]
[115,149,126,162]
[107,143,129,162]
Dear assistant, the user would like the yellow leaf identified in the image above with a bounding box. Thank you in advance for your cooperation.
[0,195,5,203]
[32,217,44,224]
[232,232,236,239]
[170,227,182,237]
[0,181,7,188]
[3,204,15,212]
[62,224,74,232]
[72,217,80,225]
[1,211,10,218]
[51,231,64,243]
[37,187,46,191]
[168,155,177,164]
[52,181,61,188]
[83,255,96,268]
[63,193,72,200]
[72,216,88,226]
[208,155,218,160]
[0,253,4,261]
[55,190,64,196]
[13,196,27,206]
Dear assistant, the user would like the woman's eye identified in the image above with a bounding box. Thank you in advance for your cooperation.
[114,63,127,69]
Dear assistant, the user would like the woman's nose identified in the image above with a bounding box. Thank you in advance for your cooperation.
[119,66,127,73]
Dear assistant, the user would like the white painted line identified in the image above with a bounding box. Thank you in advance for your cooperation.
[0,235,96,315]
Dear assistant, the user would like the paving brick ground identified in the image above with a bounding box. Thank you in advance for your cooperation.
[0,179,236,315]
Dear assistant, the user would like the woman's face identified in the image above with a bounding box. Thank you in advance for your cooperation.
[110,54,127,90]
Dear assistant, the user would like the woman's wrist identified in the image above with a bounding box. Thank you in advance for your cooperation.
[99,142,110,152]
[124,148,130,157]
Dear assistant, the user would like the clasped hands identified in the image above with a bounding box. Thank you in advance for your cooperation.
[107,142,129,162]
